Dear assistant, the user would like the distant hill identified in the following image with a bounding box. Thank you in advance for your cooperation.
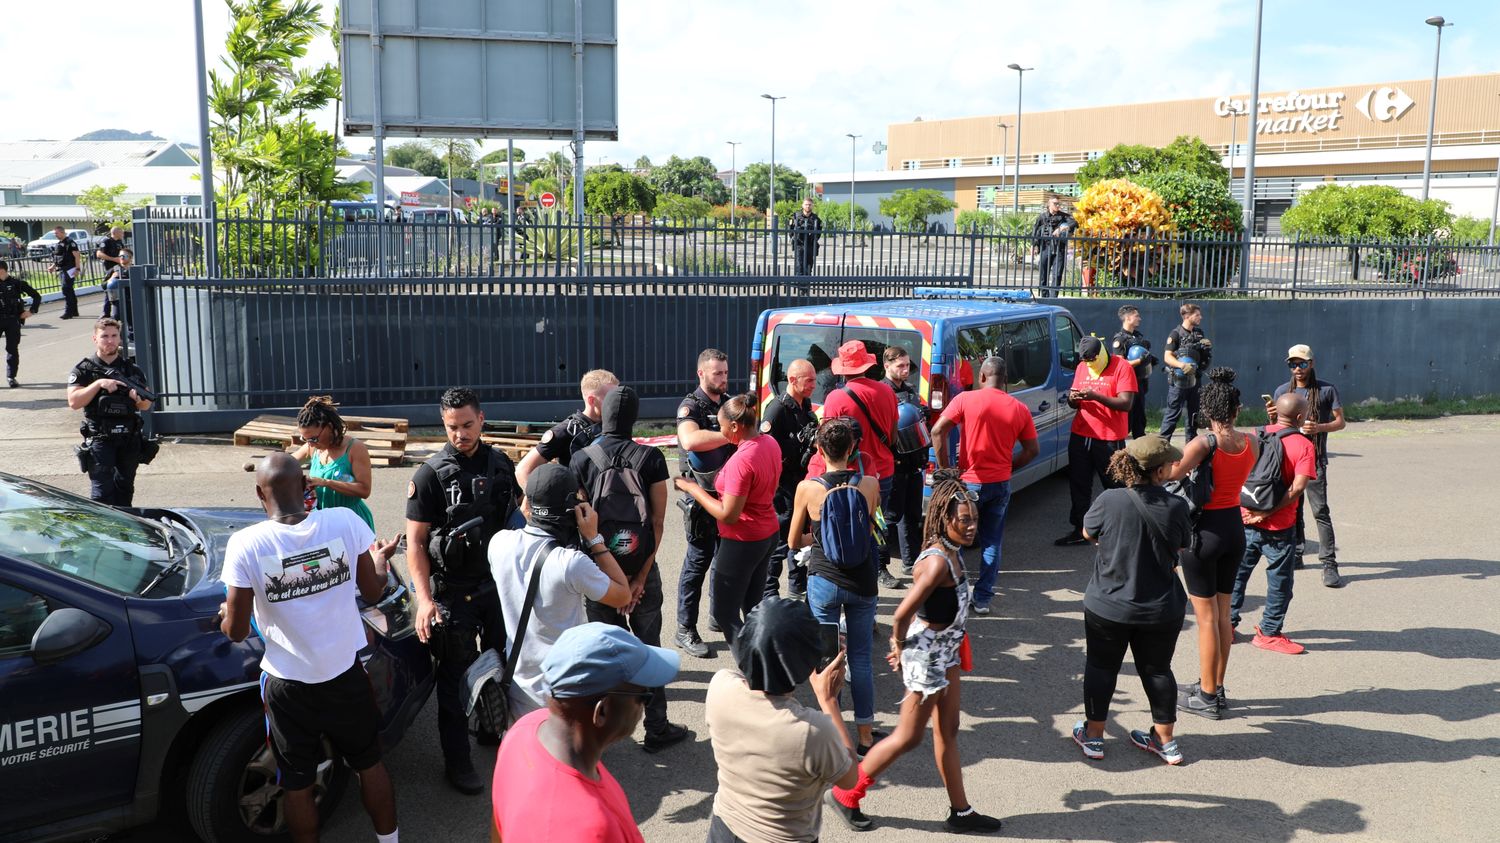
[73,129,165,141]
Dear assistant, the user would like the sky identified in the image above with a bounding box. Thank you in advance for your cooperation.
[0,0,1495,179]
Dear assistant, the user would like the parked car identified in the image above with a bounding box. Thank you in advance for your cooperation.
[406,207,469,224]
[750,288,1083,493]
[0,472,435,843]
[25,229,93,258]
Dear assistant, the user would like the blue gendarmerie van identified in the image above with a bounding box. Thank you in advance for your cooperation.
[749,288,1084,492]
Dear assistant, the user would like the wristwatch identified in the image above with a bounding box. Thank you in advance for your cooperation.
[585,533,606,549]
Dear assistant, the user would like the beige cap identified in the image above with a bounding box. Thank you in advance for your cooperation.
[1286,343,1313,361]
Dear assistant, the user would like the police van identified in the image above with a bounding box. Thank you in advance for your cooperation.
[750,288,1084,491]
[0,473,434,843]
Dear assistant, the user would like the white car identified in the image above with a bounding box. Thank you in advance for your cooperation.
[26,228,94,257]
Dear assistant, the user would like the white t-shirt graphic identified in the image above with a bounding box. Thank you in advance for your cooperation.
[222,508,375,683]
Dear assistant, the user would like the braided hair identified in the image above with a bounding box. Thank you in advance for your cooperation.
[1195,366,1241,429]
[296,395,346,445]
[921,468,975,550]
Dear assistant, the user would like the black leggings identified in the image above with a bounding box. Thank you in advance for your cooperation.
[1083,609,1183,725]
[710,534,776,647]
[1179,506,1247,598]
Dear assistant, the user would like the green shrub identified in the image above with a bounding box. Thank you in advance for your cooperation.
[956,209,998,233]
[654,193,712,221]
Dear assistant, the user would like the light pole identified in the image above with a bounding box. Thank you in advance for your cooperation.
[1239,0,1264,290]
[996,121,1009,210]
[1487,94,1499,270]
[727,140,741,225]
[1007,64,1032,215]
[1421,15,1452,202]
[762,94,785,272]
[1228,108,1239,201]
[845,133,860,229]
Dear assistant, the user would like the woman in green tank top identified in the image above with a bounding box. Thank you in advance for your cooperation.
[291,396,376,530]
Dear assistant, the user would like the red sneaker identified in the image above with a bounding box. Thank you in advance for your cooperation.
[1252,631,1306,655]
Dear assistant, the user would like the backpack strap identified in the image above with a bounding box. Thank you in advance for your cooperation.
[1125,488,1177,576]
[500,539,554,692]
[840,386,893,450]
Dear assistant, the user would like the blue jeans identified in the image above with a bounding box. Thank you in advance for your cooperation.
[807,574,877,725]
[1230,526,1296,636]
[966,480,1011,607]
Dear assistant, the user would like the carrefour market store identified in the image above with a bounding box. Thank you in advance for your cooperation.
[817,73,1500,234]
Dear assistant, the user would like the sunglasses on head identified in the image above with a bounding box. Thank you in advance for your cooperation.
[1287,360,1310,370]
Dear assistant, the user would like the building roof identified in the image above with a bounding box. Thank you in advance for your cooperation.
[0,159,94,189]
[0,205,91,222]
[0,140,185,167]
[24,166,202,197]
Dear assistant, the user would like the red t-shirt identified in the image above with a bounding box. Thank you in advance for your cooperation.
[1243,424,1318,532]
[1070,356,1138,441]
[940,388,1038,484]
[492,708,645,843]
[716,434,782,542]
[822,378,899,480]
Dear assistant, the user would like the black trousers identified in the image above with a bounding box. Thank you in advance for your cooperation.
[1159,384,1200,443]
[1067,434,1124,528]
[1128,384,1149,440]
[763,488,807,599]
[587,566,671,736]
[1038,245,1067,292]
[88,436,142,506]
[1083,609,1183,725]
[1295,463,1337,566]
[709,534,775,647]
[58,271,78,316]
[432,582,504,768]
[676,527,718,632]
[793,245,817,275]
[2,318,19,379]
[885,466,925,568]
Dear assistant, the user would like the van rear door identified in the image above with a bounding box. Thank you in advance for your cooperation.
[759,313,930,411]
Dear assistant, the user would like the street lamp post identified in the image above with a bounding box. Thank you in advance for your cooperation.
[1239,0,1264,290]
[845,133,860,230]
[762,94,785,273]
[727,141,741,226]
[1007,64,1032,215]
[996,121,1010,209]
[1421,15,1453,202]
[1228,108,1239,201]
[1487,94,1499,270]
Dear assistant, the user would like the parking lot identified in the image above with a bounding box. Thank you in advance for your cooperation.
[5,302,1499,842]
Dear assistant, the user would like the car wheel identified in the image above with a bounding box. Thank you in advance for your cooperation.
[185,708,350,842]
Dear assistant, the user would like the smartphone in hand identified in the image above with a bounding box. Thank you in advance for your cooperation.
[817,622,841,670]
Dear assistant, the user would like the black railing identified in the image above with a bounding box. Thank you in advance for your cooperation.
[0,253,113,297]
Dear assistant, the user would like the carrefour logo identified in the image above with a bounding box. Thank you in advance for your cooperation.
[1354,87,1416,122]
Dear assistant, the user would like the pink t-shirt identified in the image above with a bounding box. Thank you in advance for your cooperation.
[715,434,782,542]
[492,708,644,843]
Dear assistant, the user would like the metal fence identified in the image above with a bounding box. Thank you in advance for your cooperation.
[133,206,1500,298]
[0,253,112,298]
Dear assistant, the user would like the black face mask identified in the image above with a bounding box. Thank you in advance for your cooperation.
[733,598,821,696]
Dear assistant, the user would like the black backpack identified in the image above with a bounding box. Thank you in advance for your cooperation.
[582,442,651,538]
[1240,427,1302,512]
[1164,433,1216,519]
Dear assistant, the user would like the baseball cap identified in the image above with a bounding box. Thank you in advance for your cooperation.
[525,463,579,523]
[1124,434,1183,471]
[543,623,681,699]
[1079,336,1103,361]
[1286,343,1313,361]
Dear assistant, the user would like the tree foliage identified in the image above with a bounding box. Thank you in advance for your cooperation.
[478,147,526,166]
[1076,135,1227,190]
[646,155,728,205]
[736,163,807,212]
[584,169,657,217]
[878,188,956,232]
[385,141,445,177]
[1280,184,1452,239]
[1135,170,1243,235]
[816,199,869,230]
[654,193,712,220]
[78,183,150,232]
[427,138,480,181]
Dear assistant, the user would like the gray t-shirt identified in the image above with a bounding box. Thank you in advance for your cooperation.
[1082,486,1190,625]
[488,526,612,715]
[1273,379,1341,461]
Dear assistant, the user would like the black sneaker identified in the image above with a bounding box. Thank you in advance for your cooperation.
[877,569,905,590]
[6,378,16,389]
[1053,530,1087,547]
[856,729,889,758]
[675,627,710,659]
[643,723,692,754]
[1177,682,1221,720]
[1217,686,1229,710]
[823,790,873,831]
[944,807,1004,834]
[444,763,485,795]
[706,615,722,634]
[1322,565,1344,588]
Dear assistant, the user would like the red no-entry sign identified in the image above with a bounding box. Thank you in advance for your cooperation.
[539,192,557,208]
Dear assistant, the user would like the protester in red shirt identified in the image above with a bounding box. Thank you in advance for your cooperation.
[821,339,904,591]
[491,623,680,843]
[676,393,782,646]
[1056,336,1137,547]
[929,356,1039,613]
[1230,393,1318,656]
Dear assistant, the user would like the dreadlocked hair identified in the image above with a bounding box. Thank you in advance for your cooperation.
[1107,448,1153,488]
[921,469,974,549]
[1195,366,1241,429]
[1287,365,1321,426]
[297,395,346,445]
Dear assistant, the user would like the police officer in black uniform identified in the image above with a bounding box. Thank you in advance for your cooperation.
[1160,302,1213,443]
[1111,305,1156,440]
[1031,196,1076,296]
[0,260,42,388]
[405,387,520,795]
[50,226,82,319]
[787,198,823,276]
[881,345,928,573]
[761,357,818,600]
[673,349,734,659]
[66,318,155,505]
[513,368,618,493]
[95,227,127,318]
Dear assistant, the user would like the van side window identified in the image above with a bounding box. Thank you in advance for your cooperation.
[1056,315,1082,371]
[0,583,51,658]
[1001,318,1052,391]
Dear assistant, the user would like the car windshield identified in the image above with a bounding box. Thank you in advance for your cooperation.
[769,323,922,404]
[0,475,185,597]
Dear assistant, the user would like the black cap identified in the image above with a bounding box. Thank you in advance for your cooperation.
[1079,336,1103,360]
[526,464,579,526]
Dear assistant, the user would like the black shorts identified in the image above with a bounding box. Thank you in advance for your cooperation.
[260,661,383,790]
[1179,507,1246,598]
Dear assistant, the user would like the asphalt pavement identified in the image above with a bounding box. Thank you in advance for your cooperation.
[7,297,1499,842]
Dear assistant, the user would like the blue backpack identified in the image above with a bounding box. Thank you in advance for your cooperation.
[815,473,873,569]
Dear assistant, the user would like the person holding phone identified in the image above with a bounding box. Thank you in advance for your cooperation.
[705,598,858,843]
[827,470,1004,835]
[1267,344,1345,588]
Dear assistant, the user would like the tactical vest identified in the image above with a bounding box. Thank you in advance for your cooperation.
[78,358,142,437]
[424,445,514,580]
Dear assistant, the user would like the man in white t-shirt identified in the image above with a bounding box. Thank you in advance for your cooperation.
[488,463,633,718]
[219,453,401,843]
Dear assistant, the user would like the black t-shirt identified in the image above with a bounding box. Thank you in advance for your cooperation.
[0,276,42,318]
[761,392,816,494]
[677,388,733,477]
[1165,325,1211,371]
[68,355,147,426]
[1082,485,1190,625]
[804,470,878,597]
[533,411,599,467]
[571,436,671,575]
[98,236,124,262]
[1110,329,1153,391]
[53,237,79,271]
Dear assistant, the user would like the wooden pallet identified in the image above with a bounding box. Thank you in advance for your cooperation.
[233,414,410,466]
[482,419,544,435]
[407,431,543,464]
